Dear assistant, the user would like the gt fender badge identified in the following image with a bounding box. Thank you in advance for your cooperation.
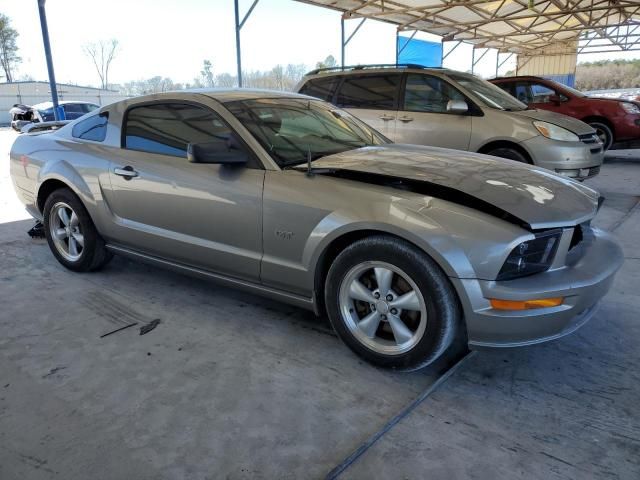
[275,230,294,240]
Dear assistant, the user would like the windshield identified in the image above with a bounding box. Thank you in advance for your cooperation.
[448,73,528,111]
[225,98,388,167]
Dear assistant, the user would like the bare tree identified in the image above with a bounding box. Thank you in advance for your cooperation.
[83,39,119,90]
[0,13,21,82]
[200,60,215,87]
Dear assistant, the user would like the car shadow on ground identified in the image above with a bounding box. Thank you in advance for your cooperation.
[0,218,465,479]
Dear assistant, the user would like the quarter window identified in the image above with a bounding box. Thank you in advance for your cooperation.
[335,74,401,110]
[404,74,465,113]
[72,113,108,142]
[299,77,339,102]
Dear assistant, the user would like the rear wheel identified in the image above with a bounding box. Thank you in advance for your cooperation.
[43,188,112,272]
[324,235,460,371]
[485,147,530,164]
[587,121,613,151]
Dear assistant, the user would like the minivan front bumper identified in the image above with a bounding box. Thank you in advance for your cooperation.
[452,227,623,348]
[520,135,604,180]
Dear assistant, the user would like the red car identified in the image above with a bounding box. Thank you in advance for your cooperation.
[491,76,640,150]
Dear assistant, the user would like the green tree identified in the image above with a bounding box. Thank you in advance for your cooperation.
[0,13,21,82]
[315,55,337,69]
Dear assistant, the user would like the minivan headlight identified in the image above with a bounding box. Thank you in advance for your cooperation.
[532,121,579,142]
[621,102,640,114]
[497,230,562,281]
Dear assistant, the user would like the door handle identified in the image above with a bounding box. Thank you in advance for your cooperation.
[379,115,395,121]
[114,166,138,179]
[398,116,414,123]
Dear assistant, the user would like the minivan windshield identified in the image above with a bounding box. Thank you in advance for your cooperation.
[448,73,528,111]
[226,98,388,167]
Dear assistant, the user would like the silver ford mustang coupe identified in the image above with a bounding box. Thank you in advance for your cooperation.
[9,90,623,370]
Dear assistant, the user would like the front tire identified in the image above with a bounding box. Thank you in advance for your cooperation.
[43,188,112,272]
[486,147,530,164]
[324,235,460,371]
[587,121,613,151]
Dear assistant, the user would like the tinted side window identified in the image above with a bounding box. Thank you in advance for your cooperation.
[512,82,533,104]
[124,103,234,157]
[72,113,108,142]
[63,103,88,120]
[404,74,465,113]
[39,108,55,122]
[530,83,556,103]
[299,77,339,102]
[336,75,401,109]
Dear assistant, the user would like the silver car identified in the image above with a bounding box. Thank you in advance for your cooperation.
[296,65,604,180]
[9,90,623,370]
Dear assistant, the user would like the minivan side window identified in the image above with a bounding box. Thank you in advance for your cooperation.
[123,103,250,161]
[335,74,401,110]
[404,74,466,113]
[299,77,339,102]
[72,113,108,142]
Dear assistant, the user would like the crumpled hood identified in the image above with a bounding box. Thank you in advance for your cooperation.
[309,144,601,230]
[510,108,596,136]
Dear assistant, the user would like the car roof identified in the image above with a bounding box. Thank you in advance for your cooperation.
[181,88,311,103]
[302,64,460,79]
[491,76,545,82]
[31,100,99,109]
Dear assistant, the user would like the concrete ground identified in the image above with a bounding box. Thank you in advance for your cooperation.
[1,128,638,479]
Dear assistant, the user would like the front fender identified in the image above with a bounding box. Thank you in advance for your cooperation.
[305,196,531,292]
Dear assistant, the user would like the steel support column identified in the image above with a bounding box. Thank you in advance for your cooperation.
[471,47,489,74]
[341,17,366,67]
[234,0,260,88]
[37,0,62,120]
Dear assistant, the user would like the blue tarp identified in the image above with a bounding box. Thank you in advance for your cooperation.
[397,37,442,67]
[545,74,576,87]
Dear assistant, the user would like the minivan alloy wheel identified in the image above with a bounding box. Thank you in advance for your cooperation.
[49,201,84,262]
[339,261,428,355]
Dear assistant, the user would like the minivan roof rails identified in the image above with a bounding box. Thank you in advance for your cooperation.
[305,64,443,76]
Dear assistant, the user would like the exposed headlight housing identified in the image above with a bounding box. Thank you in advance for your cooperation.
[620,102,640,114]
[532,121,579,142]
[497,230,562,281]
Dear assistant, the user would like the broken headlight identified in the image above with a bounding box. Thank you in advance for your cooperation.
[497,230,562,281]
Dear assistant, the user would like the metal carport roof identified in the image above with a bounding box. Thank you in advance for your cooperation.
[295,1,640,56]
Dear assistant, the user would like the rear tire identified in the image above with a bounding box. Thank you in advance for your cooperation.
[324,235,460,371]
[43,188,112,272]
[486,147,530,164]
[587,121,613,151]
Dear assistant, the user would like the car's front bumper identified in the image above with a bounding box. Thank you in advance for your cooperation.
[452,227,623,348]
[520,135,604,180]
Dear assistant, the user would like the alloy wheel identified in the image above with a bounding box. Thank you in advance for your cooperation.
[338,261,428,355]
[49,201,84,262]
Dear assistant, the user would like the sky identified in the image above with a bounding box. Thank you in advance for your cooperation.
[2,0,639,89]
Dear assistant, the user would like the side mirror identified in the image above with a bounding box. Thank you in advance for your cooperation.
[187,138,248,165]
[446,99,469,114]
[549,94,563,105]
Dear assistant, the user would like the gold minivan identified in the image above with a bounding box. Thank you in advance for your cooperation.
[296,65,604,180]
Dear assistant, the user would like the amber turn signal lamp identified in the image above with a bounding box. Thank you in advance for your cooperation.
[489,297,564,311]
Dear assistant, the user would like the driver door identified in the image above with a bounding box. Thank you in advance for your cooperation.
[104,101,264,282]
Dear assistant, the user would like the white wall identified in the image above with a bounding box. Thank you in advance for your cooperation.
[0,82,129,124]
